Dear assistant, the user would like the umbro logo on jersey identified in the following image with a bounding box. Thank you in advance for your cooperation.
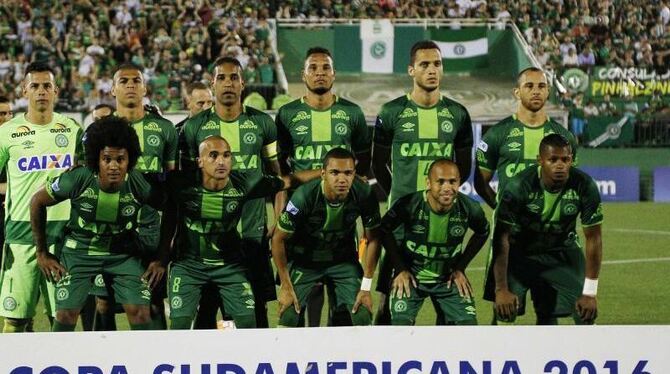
[411,224,425,234]
[438,108,454,118]
[398,108,417,118]
[291,111,311,123]
[527,204,541,213]
[332,110,349,120]
[120,194,136,203]
[18,154,73,172]
[401,122,415,132]
[80,202,94,212]
[295,125,309,135]
[22,140,35,149]
[508,142,521,151]
[11,126,35,138]
[50,123,71,133]
[507,128,523,138]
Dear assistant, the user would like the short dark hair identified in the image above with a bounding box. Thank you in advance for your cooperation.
[427,158,459,179]
[517,67,546,87]
[410,40,441,65]
[93,103,115,112]
[322,147,356,169]
[213,57,243,71]
[113,62,143,77]
[83,116,141,172]
[305,47,332,60]
[539,133,571,155]
[186,81,210,96]
[0,95,9,104]
[25,61,55,78]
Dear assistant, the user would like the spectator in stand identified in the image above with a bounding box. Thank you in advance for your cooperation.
[563,48,580,68]
[578,46,596,69]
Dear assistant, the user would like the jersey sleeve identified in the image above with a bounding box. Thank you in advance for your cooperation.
[579,174,603,227]
[496,181,523,226]
[351,107,372,154]
[260,113,278,161]
[163,120,179,170]
[46,167,88,202]
[476,127,500,172]
[379,194,411,233]
[275,108,294,162]
[373,104,394,147]
[276,188,308,234]
[453,105,473,149]
[359,184,381,229]
[467,200,490,237]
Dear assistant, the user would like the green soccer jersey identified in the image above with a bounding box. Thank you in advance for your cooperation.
[0,113,83,245]
[497,166,603,254]
[276,178,381,268]
[374,94,473,204]
[276,96,371,171]
[170,171,285,266]
[126,112,178,173]
[180,106,278,239]
[476,115,578,196]
[46,167,155,254]
[381,191,489,283]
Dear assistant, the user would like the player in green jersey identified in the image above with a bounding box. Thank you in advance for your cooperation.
[165,136,320,329]
[90,63,178,330]
[0,95,12,251]
[276,47,372,327]
[475,67,578,325]
[272,148,382,327]
[30,116,168,331]
[372,41,474,325]
[381,159,489,325]
[0,62,83,333]
[490,134,603,325]
[180,57,285,328]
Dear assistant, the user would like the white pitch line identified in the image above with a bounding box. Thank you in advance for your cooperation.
[468,257,670,272]
[606,228,670,236]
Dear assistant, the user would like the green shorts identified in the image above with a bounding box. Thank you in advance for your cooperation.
[279,262,371,327]
[55,250,151,311]
[0,243,59,319]
[390,281,477,325]
[495,247,585,320]
[168,258,255,322]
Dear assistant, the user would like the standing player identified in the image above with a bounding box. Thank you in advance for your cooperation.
[372,41,473,324]
[30,117,168,331]
[381,159,489,325]
[0,95,12,249]
[275,46,372,326]
[165,136,319,329]
[272,148,381,327]
[175,82,213,134]
[491,134,602,325]
[0,62,83,333]
[474,67,578,324]
[180,57,284,328]
[92,62,178,330]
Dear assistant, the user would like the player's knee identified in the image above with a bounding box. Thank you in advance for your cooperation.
[170,317,193,330]
[233,314,256,329]
[278,308,300,327]
[124,304,151,324]
[96,297,112,314]
[56,310,80,326]
[350,308,372,326]
[3,318,31,333]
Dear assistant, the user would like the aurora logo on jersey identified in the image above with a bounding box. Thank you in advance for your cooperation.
[291,111,311,123]
[507,128,523,138]
[81,188,97,199]
[49,123,71,133]
[332,110,350,120]
[398,108,417,118]
[438,108,454,118]
[11,126,35,138]
[145,122,162,132]
[18,153,73,172]
[202,121,219,130]
[400,142,453,158]
[239,120,257,129]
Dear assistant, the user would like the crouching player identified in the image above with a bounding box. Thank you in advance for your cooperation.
[165,136,320,329]
[30,116,168,331]
[382,159,489,325]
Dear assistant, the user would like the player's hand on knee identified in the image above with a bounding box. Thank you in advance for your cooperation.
[494,288,518,321]
[142,260,167,289]
[447,270,473,300]
[353,290,373,313]
[392,271,416,298]
[278,284,300,316]
[36,252,66,283]
[575,295,598,322]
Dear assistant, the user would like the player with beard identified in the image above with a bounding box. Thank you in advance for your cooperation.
[380,159,489,325]
[474,67,578,325]
[275,47,371,326]
[372,41,474,325]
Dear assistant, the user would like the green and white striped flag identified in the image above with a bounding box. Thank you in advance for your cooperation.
[431,27,489,72]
